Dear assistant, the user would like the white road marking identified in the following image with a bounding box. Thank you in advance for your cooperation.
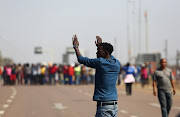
[3,104,9,108]
[173,107,180,110]
[10,96,14,99]
[130,115,139,117]
[149,103,160,108]
[53,103,67,110]
[119,110,128,114]
[7,99,12,103]
[0,111,5,115]
[150,103,180,110]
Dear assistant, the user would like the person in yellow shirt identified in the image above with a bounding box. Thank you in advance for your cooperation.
[74,64,81,85]
[40,64,46,84]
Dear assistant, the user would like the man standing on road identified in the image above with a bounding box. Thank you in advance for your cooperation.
[72,35,120,117]
[153,59,176,117]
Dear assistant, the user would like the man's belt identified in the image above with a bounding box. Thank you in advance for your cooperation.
[97,101,117,106]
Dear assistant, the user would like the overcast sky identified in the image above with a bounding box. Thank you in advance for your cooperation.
[0,0,180,65]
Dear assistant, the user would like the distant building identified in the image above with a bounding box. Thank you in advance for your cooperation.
[3,58,13,65]
[62,47,84,64]
[136,53,161,73]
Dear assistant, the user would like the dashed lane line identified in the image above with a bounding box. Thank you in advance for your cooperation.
[12,93,16,96]
[120,110,139,117]
[3,104,9,108]
[10,96,15,99]
[0,111,5,115]
[149,103,160,108]
[7,99,12,103]
[130,115,139,117]
[53,103,68,110]
[119,110,128,114]
[173,107,180,110]
[0,86,17,116]
[149,103,180,110]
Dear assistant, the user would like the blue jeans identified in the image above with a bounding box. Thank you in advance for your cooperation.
[95,104,118,117]
[158,90,172,117]
[69,75,73,85]
[75,75,80,85]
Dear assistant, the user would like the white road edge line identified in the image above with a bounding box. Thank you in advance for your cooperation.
[0,111,5,115]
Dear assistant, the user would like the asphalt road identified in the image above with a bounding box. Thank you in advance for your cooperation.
[0,84,180,117]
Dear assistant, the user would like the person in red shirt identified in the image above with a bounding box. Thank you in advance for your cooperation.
[68,64,74,85]
[49,64,58,85]
[141,64,148,88]
[10,64,17,85]
[63,65,69,84]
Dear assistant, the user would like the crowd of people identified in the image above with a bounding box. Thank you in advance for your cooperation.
[0,61,177,88]
[0,63,96,86]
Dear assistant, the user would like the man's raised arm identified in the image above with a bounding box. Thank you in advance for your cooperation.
[72,35,81,57]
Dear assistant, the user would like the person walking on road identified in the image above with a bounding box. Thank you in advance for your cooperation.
[72,35,120,117]
[153,58,176,117]
[141,64,148,88]
[122,63,135,95]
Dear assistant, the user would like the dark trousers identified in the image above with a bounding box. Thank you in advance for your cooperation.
[126,83,132,95]
[158,90,172,117]
[49,74,55,85]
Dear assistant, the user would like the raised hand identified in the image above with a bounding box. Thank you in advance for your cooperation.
[72,34,79,48]
[95,36,102,47]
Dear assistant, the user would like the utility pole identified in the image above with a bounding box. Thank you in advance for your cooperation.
[132,0,136,58]
[138,0,141,54]
[127,0,131,62]
[144,9,149,53]
[165,40,168,62]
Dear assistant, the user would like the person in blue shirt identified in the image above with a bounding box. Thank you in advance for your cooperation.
[122,63,135,95]
[72,35,121,117]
